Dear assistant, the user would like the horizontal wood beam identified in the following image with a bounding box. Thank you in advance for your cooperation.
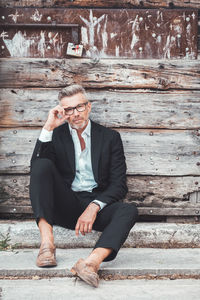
[1,175,200,207]
[1,0,200,9]
[1,88,200,129]
[138,207,200,215]
[0,8,198,59]
[0,205,200,216]
[0,58,199,89]
[0,127,200,176]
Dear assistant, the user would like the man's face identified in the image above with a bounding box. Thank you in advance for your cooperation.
[60,92,91,130]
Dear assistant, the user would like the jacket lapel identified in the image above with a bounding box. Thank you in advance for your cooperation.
[60,123,75,174]
[91,121,103,182]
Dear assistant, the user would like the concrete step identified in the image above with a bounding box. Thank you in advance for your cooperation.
[1,278,200,300]
[1,220,200,248]
[1,248,200,279]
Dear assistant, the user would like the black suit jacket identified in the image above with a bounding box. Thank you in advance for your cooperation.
[31,120,128,205]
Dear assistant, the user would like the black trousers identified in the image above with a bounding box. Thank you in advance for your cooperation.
[30,158,138,261]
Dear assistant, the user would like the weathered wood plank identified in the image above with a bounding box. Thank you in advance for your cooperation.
[0,58,200,89]
[138,207,200,215]
[0,205,32,214]
[1,88,200,129]
[1,205,200,216]
[0,175,29,205]
[1,128,200,176]
[1,174,200,208]
[0,8,197,59]
[0,0,200,9]
[126,176,200,207]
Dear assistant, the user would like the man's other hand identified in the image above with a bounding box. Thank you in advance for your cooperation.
[44,105,69,131]
[75,203,100,236]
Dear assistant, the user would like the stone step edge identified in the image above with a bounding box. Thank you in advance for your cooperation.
[1,269,200,280]
[1,248,200,279]
[1,221,200,248]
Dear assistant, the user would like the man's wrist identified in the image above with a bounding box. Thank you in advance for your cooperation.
[89,202,100,212]
[92,200,107,211]
[44,123,55,131]
[39,128,53,142]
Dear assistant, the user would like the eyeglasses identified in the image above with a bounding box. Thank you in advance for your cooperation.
[64,102,88,115]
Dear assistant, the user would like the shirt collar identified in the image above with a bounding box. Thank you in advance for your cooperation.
[69,119,91,137]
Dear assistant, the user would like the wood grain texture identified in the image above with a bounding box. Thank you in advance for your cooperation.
[0,58,200,89]
[0,8,197,59]
[1,88,200,129]
[1,174,200,207]
[1,205,200,216]
[126,176,200,206]
[0,0,200,9]
[1,128,200,176]
[1,174,200,216]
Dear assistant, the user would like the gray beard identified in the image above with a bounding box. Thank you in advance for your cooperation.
[70,119,88,130]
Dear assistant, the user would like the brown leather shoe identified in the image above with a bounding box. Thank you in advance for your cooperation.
[70,258,99,288]
[36,245,57,268]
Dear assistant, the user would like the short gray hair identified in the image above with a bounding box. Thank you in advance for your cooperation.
[58,84,87,101]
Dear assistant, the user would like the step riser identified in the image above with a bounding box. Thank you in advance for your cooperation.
[1,270,200,280]
[1,222,200,248]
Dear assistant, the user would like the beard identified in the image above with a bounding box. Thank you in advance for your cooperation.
[70,118,88,130]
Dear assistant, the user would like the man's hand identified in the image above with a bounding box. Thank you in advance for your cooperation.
[44,105,69,131]
[75,203,100,236]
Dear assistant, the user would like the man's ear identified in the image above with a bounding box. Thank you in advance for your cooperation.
[88,101,92,112]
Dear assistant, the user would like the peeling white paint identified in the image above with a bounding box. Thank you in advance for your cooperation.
[192,12,196,20]
[156,11,164,22]
[173,25,182,34]
[3,31,33,57]
[37,31,46,57]
[177,34,181,48]
[97,23,101,35]
[115,46,119,57]
[8,10,23,23]
[156,35,161,44]
[48,32,59,47]
[101,15,108,53]
[186,23,191,35]
[30,9,42,22]
[130,15,139,50]
[80,9,105,48]
[110,33,117,39]
[163,35,176,59]
[81,27,88,44]
[163,35,171,59]
[0,31,9,39]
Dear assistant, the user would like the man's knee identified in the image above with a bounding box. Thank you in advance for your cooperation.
[118,202,139,223]
[31,158,55,178]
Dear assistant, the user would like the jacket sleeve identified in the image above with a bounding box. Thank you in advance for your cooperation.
[30,139,56,167]
[96,131,128,205]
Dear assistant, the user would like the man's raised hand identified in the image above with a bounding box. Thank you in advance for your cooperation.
[44,105,69,131]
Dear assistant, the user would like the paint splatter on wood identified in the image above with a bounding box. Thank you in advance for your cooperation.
[0,8,198,58]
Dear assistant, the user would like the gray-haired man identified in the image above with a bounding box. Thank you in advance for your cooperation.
[30,84,138,287]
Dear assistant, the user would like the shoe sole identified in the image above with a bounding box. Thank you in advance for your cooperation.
[37,261,57,268]
[70,267,99,288]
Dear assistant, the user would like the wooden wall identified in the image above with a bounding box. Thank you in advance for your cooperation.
[0,0,200,220]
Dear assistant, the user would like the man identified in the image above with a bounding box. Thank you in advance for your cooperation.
[30,84,138,288]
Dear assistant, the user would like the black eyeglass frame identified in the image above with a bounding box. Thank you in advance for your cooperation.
[64,102,88,115]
